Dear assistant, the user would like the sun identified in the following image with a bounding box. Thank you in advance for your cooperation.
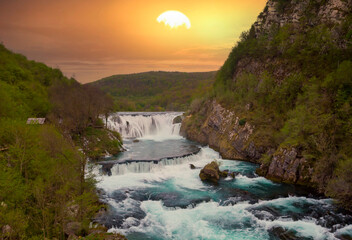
[157,10,191,29]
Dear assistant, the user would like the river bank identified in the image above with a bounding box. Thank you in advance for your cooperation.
[92,112,352,240]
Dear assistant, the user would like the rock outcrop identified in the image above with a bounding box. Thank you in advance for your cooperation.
[256,147,313,185]
[199,161,229,183]
[181,100,262,162]
[182,0,352,192]
[182,100,317,187]
[173,115,183,124]
[253,0,352,36]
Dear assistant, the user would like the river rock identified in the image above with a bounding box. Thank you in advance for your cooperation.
[268,226,300,240]
[335,233,352,240]
[199,161,228,183]
[173,116,183,124]
[190,164,196,169]
[229,172,236,179]
[222,169,229,178]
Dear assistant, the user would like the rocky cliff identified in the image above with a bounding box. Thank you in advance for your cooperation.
[254,0,351,35]
[181,100,262,161]
[181,0,352,207]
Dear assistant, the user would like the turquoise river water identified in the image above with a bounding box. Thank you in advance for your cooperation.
[93,112,352,240]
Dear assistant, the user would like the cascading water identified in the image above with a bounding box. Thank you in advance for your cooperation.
[95,112,352,240]
[107,112,182,140]
[98,111,200,175]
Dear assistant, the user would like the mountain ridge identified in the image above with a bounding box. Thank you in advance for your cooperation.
[88,70,216,111]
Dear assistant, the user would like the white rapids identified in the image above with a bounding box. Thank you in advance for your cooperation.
[94,112,352,240]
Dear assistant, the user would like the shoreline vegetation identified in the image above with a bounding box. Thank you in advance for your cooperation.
[0,43,124,239]
[1,0,352,238]
[181,0,352,210]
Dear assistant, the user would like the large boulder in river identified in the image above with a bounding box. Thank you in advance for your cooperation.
[199,161,228,183]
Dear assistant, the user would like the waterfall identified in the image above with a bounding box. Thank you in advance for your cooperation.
[107,112,183,140]
[99,147,218,176]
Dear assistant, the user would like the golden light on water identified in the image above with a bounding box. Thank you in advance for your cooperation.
[157,10,191,29]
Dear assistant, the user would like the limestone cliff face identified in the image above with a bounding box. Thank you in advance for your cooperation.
[235,0,351,82]
[181,0,352,189]
[254,0,351,35]
[181,100,316,187]
[256,147,313,185]
[180,100,262,162]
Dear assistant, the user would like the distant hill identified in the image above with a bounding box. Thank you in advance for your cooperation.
[88,71,216,111]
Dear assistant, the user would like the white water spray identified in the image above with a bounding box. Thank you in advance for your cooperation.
[102,147,214,176]
[107,112,183,140]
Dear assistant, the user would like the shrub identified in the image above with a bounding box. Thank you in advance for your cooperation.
[239,118,247,126]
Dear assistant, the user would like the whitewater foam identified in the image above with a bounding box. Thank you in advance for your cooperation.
[95,112,352,240]
[97,147,220,192]
[107,112,183,141]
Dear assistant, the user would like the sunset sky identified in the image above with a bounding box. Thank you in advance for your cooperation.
[0,0,267,83]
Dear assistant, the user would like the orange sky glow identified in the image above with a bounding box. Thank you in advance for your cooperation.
[0,0,267,83]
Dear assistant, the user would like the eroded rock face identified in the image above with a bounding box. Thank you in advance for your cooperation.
[253,0,352,36]
[173,115,183,124]
[182,0,352,190]
[257,147,314,185]
[181,100,315,186]
[181,100,262,162]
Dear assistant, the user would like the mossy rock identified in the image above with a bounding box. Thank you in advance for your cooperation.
[255,167,268,176]
[173,115,183,124]
[199,161,228,183]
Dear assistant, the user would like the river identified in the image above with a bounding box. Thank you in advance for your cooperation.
[93,112,352,240]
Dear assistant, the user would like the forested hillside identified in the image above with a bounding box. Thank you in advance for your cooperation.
[0,44,123,239]
[181,0,352,209]
[89,71,216,111]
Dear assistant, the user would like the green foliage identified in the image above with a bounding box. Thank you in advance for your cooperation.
[89,71,216,111]
[0,44,120,239]
[199,9,352,208]
[75,127,123,161]
[0,121,99,238]
[0,44,74,119]
[239,119,246,126]
[259,153,273,165]
[326,158,352,210]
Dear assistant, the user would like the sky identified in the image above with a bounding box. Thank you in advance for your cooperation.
[0,0,267,83]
